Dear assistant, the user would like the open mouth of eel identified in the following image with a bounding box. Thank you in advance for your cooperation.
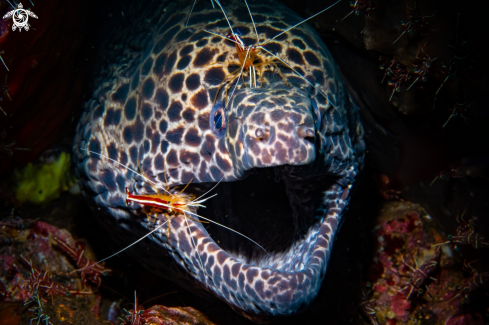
[167,164,345,320]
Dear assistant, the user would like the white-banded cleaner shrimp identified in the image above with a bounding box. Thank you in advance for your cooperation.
[77,148,269,275]
[202,0,341,106]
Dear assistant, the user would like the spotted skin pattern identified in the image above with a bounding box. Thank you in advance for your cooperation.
[74,0,365,321]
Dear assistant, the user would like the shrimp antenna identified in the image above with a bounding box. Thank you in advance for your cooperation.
[185,0,197,27]
[213,0,237,38]
[6,0,16,9]
[243,0,260,44]
[257,45,329,101]
[185,0,217,27]
[77,216,175,272]
[81,148,172,197]
[203,30,239,45]
[263,0,342,46]
[0,54,8,72]
[187,175,224,207]
[341,10,354,22]
[182,208,269,256]
[227,47,250,107]
[183,214,208,281]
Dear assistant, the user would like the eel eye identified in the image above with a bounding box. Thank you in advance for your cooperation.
[311,98,321,130]
[209,102,227,137]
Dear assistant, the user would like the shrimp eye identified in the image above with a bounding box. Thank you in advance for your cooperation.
[209,102,226,137]
[311,98,321,130]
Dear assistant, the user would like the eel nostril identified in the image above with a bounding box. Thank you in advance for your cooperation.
[255,128,264,138]
[297,125,314,140]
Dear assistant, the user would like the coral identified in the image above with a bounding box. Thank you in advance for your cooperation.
[0,216,216,324]
[362,201,467,324]
[0,218,106,324]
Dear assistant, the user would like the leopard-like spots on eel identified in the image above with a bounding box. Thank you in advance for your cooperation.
[73,0,365,322]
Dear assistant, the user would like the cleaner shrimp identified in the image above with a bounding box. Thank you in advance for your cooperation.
[202,0,341,106]
[77,148,268,275]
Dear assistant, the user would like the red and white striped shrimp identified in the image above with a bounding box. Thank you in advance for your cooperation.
[82,148,212,212]
[204,0,341,106]
[77,148,268,273]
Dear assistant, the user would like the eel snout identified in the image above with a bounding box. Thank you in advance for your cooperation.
[227,88,317,171]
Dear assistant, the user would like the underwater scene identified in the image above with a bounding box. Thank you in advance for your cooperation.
[0,0,488,324]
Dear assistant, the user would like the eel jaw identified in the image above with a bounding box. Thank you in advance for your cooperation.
[150,166,354,323]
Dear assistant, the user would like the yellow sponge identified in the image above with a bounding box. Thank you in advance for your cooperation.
[14,152,77,205]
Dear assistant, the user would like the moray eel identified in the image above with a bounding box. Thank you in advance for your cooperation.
[74,0,365,322]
